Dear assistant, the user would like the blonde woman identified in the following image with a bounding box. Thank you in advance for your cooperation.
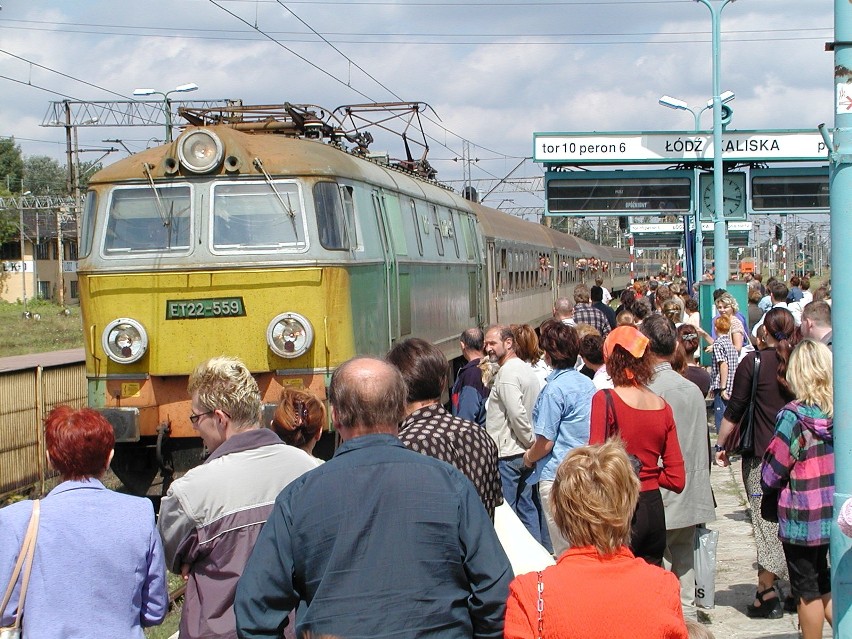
[505,441,687,639]
[713,292,747,352]
[761,339,834,638]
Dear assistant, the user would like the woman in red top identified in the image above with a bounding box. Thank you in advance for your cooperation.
[588,325,685,566]
[505,441,687,639]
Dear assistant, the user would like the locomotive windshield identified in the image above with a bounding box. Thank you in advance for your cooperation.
[212,182,306,251]
[104,185,191,253]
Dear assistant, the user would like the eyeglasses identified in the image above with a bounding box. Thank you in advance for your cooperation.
[189,410,215,424]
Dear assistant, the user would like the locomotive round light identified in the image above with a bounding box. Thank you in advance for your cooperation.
[102,318,149,364]
[266,312,313,359]
[177,130,224,173]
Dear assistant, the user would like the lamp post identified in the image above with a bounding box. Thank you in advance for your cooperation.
[694,0,738,289]
[132,83,199,142]
[659,90,735,284]
[18,191,32,316]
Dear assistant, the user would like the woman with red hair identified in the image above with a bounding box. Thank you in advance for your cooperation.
[0,406,168,638]
[588,326,685,567]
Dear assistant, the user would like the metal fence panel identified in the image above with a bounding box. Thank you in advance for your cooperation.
[0,363,85,498]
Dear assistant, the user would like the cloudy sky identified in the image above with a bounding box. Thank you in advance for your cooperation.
[0,0,835,206]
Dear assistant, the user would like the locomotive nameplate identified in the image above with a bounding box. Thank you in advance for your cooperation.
[166,297,246,320]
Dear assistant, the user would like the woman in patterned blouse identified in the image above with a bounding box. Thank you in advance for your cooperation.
[761,339,834,639]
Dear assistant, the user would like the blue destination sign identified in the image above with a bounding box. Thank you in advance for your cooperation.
[533,130,827,164]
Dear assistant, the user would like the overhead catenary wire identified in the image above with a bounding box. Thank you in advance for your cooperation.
[0,18,830,41]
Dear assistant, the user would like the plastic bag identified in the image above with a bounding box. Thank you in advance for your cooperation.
[694,525,719,609]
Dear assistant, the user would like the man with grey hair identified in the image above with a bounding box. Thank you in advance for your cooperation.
[640,317,715,620]
[553,297,576,325]
[235,357,512,639]
[158,356,318,639]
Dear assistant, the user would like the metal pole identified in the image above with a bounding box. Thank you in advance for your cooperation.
[695,0,734,289]
[56,209,65,308]
[830,4,852,633]
[164,95,173,142]
[18,199,27,314]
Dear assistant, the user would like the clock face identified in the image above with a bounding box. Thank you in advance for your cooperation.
[700,173,746,219]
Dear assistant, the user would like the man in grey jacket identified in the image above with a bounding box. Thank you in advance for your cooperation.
[641,316,716,619]
[158,356,319,639]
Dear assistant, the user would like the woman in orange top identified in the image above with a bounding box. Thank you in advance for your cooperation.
[504,441,687,639]
[588,325,685,566]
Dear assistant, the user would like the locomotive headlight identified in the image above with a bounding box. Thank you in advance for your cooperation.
[102,318,149,364]
[177,130,224,173]
[266,312,313,359]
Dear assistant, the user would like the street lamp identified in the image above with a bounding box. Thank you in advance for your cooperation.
[133,83,199,142]
[658,90,735,282]
[694,0,739,289]
[658,90,734,130]
[18,191,32,317]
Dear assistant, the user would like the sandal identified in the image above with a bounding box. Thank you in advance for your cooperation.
[746,587,783,619]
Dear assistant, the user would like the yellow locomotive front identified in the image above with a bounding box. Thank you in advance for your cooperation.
[79,121,362,492]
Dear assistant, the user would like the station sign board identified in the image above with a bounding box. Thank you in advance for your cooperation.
[630,221,752,250]
[534,130,827,164]
[545,170,692,216]
[750,166,829,213]
[629,221,752,233]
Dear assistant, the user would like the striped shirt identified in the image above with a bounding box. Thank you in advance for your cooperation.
[761,401,834,546]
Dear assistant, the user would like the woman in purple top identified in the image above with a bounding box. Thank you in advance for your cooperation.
[0,406,168,638]
[762,339,834,639]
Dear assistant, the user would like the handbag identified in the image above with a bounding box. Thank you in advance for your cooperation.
[724,353,761,456]
[0,500,40,639]
[603,390,642,477]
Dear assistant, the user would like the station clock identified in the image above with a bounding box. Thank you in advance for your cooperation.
[699,172,747,221]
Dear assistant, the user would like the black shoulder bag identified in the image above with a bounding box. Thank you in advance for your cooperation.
[724,353,761,456]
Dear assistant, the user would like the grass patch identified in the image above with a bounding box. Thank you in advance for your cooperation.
[0,299,83,356]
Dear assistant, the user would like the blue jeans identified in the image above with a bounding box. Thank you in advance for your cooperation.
[713,392,728,434]
[498,455,551,551]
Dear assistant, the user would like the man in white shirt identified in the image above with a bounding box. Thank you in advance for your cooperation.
[484,325,546,547]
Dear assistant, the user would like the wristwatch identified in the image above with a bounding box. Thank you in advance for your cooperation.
[714,444,725,453]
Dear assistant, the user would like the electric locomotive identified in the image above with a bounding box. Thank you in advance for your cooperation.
[76,102,628,493]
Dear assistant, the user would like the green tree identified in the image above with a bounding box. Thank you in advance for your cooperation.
[0,184,17,243]
[0,138,24,193]
[23,155,67,194]
[78,159,103,191]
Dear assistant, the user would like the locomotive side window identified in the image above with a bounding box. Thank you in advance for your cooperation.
[314,181,348,250]
[461,215,476,260]
[430,205,444,256]
[447,210,460,258]
[212,182,306,251]
[340,185,360,250]
[79,191,97,258]
[104,186,191,254]
[410,199,423,256]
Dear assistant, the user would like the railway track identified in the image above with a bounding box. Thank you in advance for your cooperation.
[169,583,186,607]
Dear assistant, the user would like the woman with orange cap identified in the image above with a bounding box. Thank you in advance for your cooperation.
[588,325,685,566]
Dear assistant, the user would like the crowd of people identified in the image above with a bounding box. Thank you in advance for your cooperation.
[0,273,838,639]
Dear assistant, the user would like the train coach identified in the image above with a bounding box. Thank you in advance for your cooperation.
[76,102,629,493]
